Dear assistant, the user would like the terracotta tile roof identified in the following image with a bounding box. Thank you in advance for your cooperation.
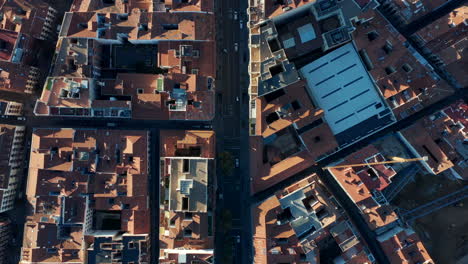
[352,9,454,120]
[36,73,214,120]
[401,100,467,178]
[252,80,339,193]
[378,226,434,264]
[328,145,399,230]
[62,10,214,41]
[22,128,150,263]
[413,6,468,87]
[158,41,216,77]
[263,0,312,19]
[0,0,54,40]
[71,0,214,13]
[252,174,372,263]
[0,60,38,94]
[390,0,450,24]
[160,130,215,158]
[401,120,455,174]
[250,134,316,194]
[0,29,18,61]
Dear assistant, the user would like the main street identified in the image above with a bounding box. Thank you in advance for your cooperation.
[213,0,251,262]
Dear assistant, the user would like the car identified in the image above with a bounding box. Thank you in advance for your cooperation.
[235,235,240,243]
[234,43,238,52]
[236,96,239,102]
[223,48,228,53]
[107,122,116,127]
[240,20,243,29]
[17,116,26,121]
[233,11,238,20]
[235,158,239,167]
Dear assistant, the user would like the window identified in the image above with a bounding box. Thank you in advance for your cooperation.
[375,103,382,109]
[162,24,178,30]
[367,31,379,41]
[137,88,144,94]
[382,40,393,54]
[182,197,189,210]
[182,159,189,172]
[402,63,413,73]
[192,50,200,58]
[170,218,176,227]
[184,212,193,220]
[291,100,301,110]
[128,242,135,249]
[191,68,199,74]
[385,66,396,75]
[184,229,192,237]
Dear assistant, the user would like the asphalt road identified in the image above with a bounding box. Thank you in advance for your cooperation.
[213,0,251,262]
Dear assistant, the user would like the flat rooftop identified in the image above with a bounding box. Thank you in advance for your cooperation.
[300,42,394,145]
[169,158,208,213]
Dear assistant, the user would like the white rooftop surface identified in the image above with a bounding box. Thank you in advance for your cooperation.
[297,23,316,43]
[299,43,387,135]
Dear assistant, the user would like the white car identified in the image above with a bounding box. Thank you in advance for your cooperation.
[235,158,239,167]
[233,11,238,20]
[240,20,243,29]
[234,43,238,52]
[236,96,239,102]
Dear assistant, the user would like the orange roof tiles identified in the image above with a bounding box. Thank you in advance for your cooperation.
[352,9,454,120]
[160,129,215,158]
[0,60,38,94]
[252,174,372,263]
[328,145,399,230]
[263,0,312,19]
[159,129,215,255]
[62,10,214,41]
[0,29,18,61]
[0,0,54,40]
[401,100,467,178]
[22,128,150,263]
[390,0,451,24]
[378,226,434,264]
[36,73,215,120]
[252,80,338,193]
[413,6,468,87]
[158,41,216,77]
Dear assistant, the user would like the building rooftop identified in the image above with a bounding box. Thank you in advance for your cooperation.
[412,6,468,87]
[159,129,215,253]
[252,174,373,263]
[352,9,454,119]
[328,145,399,230]
[400,100,467,179]
[35,73,214,120]
[168,158,208,213]
[70,0,214,13]
[159,249,214,264]
[0,29,18,61]
[377,225,434,264]
[60,10,214,41]
[0,99,22,115]
[0,60,38,94]
[300,42,395,145]
[160,130,215,158]
[22,128,150,263]
[0,0,54,40]
[158,41,216,78]
[387,0,450,24]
